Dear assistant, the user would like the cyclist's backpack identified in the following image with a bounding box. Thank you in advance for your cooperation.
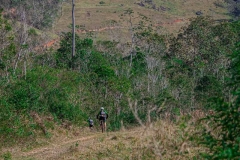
[100,110,106,118]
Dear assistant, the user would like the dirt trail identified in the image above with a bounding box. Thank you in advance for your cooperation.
[18,135,96,158]
[9,129,142,160]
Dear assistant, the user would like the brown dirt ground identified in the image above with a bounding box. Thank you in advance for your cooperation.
[3,127,143,160]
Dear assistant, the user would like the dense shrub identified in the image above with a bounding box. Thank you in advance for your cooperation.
[199,43,240,159]
[0,67,88,143]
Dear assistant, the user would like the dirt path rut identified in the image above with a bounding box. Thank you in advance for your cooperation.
[9,129,142,160]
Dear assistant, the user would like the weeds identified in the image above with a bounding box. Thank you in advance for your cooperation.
[1,152,12,160]
[64,116,204,160]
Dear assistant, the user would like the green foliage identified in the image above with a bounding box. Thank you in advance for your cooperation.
[166,17,240,110]
[0,97,36,143]
[109,77,131,94]
[230,41,240,87]
[201,99,240,159]
[88,51,115,80]
[28,28,38,36]
[0,67,88,143]
[199,43,240,159]
[1,152,12,160]
[130,52,147,76]
[99,1,105,5]
[0,13,16,73]
[56,32,93,69]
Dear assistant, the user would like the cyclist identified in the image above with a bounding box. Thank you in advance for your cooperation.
[96,107,108,132]
[88,117,94,130]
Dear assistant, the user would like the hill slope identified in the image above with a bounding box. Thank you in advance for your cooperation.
[54,0,229,41]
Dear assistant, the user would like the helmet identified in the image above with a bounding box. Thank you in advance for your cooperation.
[101,107,104,110]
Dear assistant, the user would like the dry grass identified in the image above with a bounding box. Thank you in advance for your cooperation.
[53,0,230,41]
[1,115,205,160]
[86,120,203,160]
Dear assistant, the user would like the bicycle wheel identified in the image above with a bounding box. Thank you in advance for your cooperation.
[100,120,104,133]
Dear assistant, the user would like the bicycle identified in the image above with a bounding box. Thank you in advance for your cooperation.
[97,107,108,133]
[100,119,106,133]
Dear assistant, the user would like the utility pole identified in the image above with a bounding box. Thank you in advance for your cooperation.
[72,0,75,67]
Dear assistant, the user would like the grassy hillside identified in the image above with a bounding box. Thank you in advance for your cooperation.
[54,0,230,41]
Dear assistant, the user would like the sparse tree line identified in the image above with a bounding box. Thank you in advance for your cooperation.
[0,0,63,29]
[0,5,240,159]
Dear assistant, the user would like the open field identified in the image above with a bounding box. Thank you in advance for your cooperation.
[53,0,230,42]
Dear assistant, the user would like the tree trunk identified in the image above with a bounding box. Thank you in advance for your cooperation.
[72,0,75,68]
[24,59,26,79]
[129,15,134,67]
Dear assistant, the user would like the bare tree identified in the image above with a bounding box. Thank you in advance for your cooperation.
[124,8,141,67]
[13,9,28,75]
[128,95,166,128]
[128,98,145,127]
[126,9,135,67]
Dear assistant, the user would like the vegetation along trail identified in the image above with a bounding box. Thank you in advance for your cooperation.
[0,0,239,159]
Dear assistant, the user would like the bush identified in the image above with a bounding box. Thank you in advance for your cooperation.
[199,43,240,159]
[0,67,88,143]
[1,152,12,160]
[99,1,105,5]
[56,32,93,69]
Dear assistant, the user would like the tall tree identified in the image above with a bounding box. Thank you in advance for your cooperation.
[72,0,75,68]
